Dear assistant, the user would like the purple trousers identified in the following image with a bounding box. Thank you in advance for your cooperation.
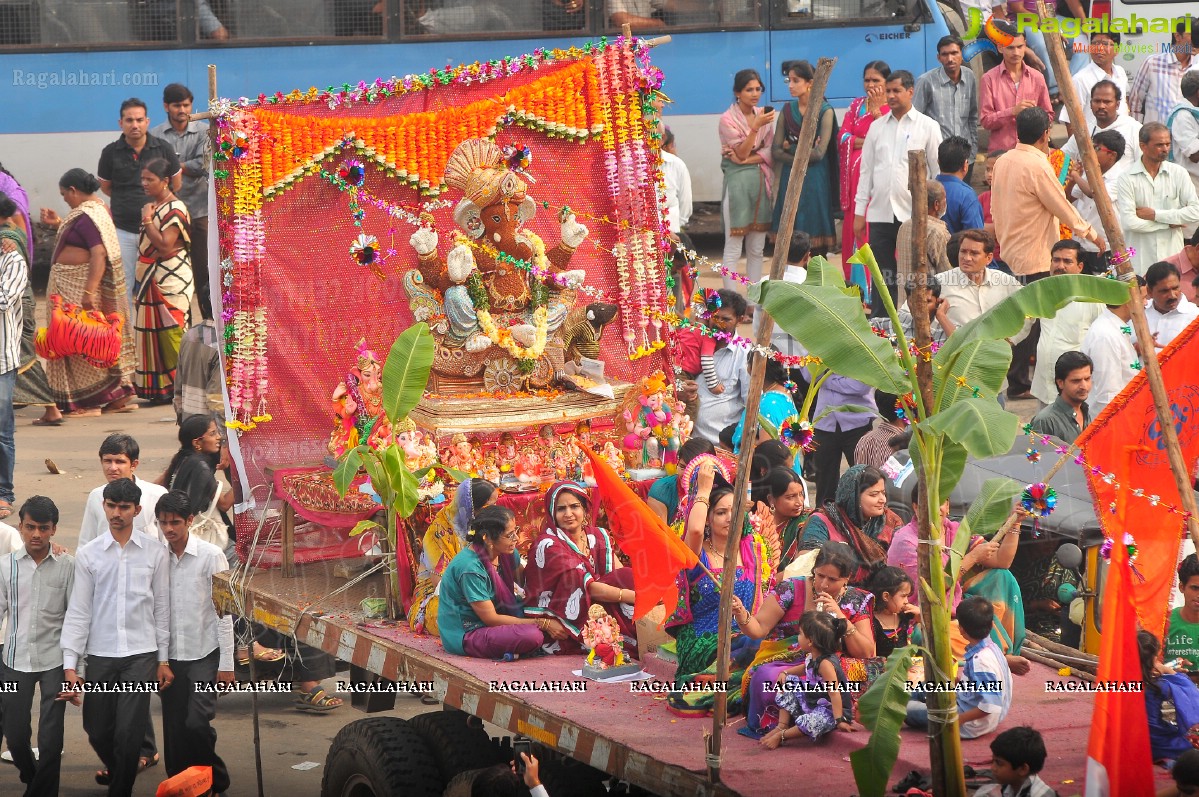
[463,624,544,659]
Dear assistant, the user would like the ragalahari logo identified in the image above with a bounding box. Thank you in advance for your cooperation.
[960,8,998,63]
[961,9,1193,61]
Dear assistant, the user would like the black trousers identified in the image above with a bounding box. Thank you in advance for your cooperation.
[0,662,65,797]
[192,217,212,320]
[161,648,229,794]
[869,218,902,317]
[812,423,873,507]
[1007,271,1049,395]
[81,652,156,797]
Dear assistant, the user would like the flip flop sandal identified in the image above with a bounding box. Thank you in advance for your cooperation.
[138,754,159,772]
[294,686,342,713]
[96,770,111,785]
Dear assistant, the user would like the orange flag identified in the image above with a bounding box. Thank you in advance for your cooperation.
[1084,450,1153,796]
[581,446,699,620]
[1077,318,1199,639]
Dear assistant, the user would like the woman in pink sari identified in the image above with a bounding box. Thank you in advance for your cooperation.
[838,61,891,287]
[718,69,775,303]
[523,481,636,654]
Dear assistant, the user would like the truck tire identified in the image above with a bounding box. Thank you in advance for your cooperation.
[321,717,445,797]
[440,768,485,797]
[408,710,504,782]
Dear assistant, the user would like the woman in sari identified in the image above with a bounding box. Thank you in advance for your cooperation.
[409,478,498,635]
[733,542,875,737]
[718,68,775,300]
[524,481,636,654]
[772,60,837,257]
[438,506,568,658]
[134,157,192,403]
[838,61,890,287]
[800,464,902,584]
[665,458,772,716]
[0,197,60,426]
[766,467,810,571]
[39,169,136,416]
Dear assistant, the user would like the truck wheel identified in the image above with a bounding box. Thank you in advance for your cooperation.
[441,768,486,797]
[408,710,504,782]
[321,717,445,797]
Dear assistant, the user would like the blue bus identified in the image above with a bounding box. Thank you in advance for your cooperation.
[0,1,950,207]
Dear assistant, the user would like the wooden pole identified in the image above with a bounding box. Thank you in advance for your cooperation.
[1036,0,1199,550]
[705,56,837,784]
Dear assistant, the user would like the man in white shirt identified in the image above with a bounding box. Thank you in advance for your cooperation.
[1068,129,1129,274]
[61,478,172,797]
[1118,123,1199,275]
[1031,241,1103,408]
[1060,32,1130,134]
[1061,80,1141,166]
[79,434,167,547]
[694,290,750,445]
[936,229,1027,333]
[852,69,942,317]
[1169,72,1199,210]
[661,127,694,313]
[0,497,74,796]
[1082,278,1145,420]
[155,490,232,796]
[1144,260,1199,348]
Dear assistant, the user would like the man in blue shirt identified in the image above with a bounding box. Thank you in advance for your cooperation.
[936,136,985,234]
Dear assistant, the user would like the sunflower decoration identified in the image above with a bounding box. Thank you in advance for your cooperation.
[349,233,384,279]
[231,130,251,159]
[894,393,917,426]
[1099,532,1145,582]
[1021,482,1057,517]
[1025,448,1041,463]
[779,416,815,454]
[338,158,366,188]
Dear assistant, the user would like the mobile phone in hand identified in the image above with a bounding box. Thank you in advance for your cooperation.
[762,105,775,114]
[513,737,532,776]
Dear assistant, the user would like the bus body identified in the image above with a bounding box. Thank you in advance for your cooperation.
[1,0,948,208]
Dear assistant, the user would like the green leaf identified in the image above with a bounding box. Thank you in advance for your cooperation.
[937,274,1128,365]
[933,339,1011,410]
[813,403,874,424]
[392,468,422,518]
[801,254,846,288]
[921,399,1020,461]
[851,644,918,797]
[360,451,390,504]
[333,446,363,498]
[348,519,383,537]
[753,280,910,395]
[951,477,1022,583]
[382,322,435,425]
[910,436,968,504]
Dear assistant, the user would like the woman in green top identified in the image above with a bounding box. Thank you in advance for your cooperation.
[437,505,569,658]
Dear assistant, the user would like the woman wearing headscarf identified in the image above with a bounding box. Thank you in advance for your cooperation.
[665,456,772,716]
[523,481,636,654]
[408,478,498,635]
[800,464,902,584]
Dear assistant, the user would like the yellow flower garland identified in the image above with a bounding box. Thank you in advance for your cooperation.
[471,230,551,361]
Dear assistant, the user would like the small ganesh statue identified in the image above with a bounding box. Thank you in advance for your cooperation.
[617,371,688,473]
[395,417,439,470]
[442,433,483,477]
[328,339,391,457]
[581,604,641,680]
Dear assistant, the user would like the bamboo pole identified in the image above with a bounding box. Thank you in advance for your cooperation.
[1037,0,1199,551]
[908,151,965,797]
[705,56,837,785]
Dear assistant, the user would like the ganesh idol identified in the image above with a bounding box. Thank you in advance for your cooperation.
[328,339,393,457]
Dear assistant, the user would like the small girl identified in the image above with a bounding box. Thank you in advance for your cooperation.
[867,566,920,658]
[761,610,854,749]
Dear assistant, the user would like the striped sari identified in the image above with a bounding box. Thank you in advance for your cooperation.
[134,199,192,400]
[44,201,136,411]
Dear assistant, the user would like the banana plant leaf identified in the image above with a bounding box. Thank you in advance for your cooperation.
[382,322,435,425]
[909,436,968,504]
[921,398,1020,461]
[802,255,846,288]
[813,404,875,424]
[933,338,1011,411]
[935,274,1128,365]
[753,280,910,395]
[949,476,1022,584]
[348,519,383,537]
[850,644,918,797]
[333,446,364,498]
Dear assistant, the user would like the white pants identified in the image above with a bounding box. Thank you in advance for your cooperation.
[115,228,140,309]
[721,193,766,299]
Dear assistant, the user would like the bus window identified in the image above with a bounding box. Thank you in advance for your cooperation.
[771,0,919,27]
[603,0,762,32]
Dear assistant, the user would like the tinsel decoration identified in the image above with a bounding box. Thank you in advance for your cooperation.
[1099,532,1145,582]
[1021,482,1057,517]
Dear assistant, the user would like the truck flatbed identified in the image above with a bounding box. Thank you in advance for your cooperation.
[215,565,1102,797]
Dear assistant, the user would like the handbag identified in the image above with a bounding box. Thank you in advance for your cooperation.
[34,294,124,368]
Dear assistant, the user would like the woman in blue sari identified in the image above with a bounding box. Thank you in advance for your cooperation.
[771,60,837,257]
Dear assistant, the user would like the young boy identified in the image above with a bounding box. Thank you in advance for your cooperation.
[155,490,233,795]
[975,726,1059,797]
[906,596,1013,739]
[1166,554,1199,676]
[1160,748,1199,797]
[79,434,168,547]
[61,478,171,797]
[0,497,74,797]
